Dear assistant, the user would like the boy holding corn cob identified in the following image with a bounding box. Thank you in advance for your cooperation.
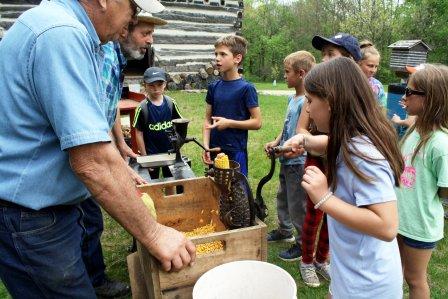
[264,51,316,262]
[202,35,262,176]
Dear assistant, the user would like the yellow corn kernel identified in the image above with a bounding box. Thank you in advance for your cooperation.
[214,153,229,169]
[183,224,224,255]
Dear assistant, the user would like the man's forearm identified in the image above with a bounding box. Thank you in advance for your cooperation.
[69,143,158,248]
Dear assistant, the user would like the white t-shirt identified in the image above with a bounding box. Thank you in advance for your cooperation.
[329,136,403,299]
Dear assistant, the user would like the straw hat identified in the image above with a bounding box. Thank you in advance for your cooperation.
[133,0,165,14]
[137,11,168,25]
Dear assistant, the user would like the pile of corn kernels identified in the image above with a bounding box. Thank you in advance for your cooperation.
[183,223,224,255]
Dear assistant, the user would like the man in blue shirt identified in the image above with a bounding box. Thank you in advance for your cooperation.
[0,1,195,297]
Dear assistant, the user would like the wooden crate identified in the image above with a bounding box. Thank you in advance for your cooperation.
[134,177,267,299]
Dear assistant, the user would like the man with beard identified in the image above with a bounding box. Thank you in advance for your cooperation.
[81,12,169,298]
[110,12,168,160]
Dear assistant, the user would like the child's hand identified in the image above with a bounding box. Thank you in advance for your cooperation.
[202,151,213,165]
[399,99,407,109]
[391,114,402,125]
[117,141,138,160]
[301,166,329,204]
[282,134,305,158]
[127,165,148,185]
[206,116,230,131]
[264,141,277,156]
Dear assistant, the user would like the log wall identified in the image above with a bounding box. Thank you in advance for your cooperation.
[0,0,243,79]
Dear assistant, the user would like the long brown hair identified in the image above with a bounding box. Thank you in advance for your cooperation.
[403,64,448,163]
[304,57,404,188]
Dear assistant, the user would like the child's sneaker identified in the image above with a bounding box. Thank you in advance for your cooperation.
[278,244,301,262]
[267,229,295,243]
[299,261,320,287]
[314,261,331,281]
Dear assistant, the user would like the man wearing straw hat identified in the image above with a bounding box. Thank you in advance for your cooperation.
[82,10,170,299]
[107,11,169,161]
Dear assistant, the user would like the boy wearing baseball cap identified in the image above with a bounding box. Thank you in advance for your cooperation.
[132,67,183,179]
[312,32,361,62]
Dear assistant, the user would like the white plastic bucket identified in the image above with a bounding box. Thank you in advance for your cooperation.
[193,260,297,299]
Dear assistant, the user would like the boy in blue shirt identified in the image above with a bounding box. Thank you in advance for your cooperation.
[202,35,262,176]
[133,67,182,179]
[265,51,316,261]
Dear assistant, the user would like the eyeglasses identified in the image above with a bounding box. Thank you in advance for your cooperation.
[405,87,425,97]
[129,0,142,18]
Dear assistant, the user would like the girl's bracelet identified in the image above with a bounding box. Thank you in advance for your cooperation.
[314,191,333,209]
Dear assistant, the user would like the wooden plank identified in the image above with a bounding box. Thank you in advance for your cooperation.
[138,241,161,299]
[159,1,242,12]
[157,219,266,290]
[163,22,235,33]
[157,11,238,24]
[162,286,194,299]
[127,252,149,299]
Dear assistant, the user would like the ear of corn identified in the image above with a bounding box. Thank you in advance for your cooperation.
[183,223,224,255]
[214,153,230,169]
[141,192,157,219]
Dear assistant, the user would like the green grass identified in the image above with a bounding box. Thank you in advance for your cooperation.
[253,81,289,90]
[1,90,447,298]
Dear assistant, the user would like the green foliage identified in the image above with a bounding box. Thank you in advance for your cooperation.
[243,0,447,85]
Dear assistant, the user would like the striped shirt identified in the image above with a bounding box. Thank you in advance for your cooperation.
[101,41,127,128]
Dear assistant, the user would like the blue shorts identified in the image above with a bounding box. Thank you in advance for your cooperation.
[400,235,437,250]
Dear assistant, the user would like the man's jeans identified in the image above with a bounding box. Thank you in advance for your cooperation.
[0,204,95,298]
[80,197,106,287]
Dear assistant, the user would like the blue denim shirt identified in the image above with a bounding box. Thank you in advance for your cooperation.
[0,0,111,209]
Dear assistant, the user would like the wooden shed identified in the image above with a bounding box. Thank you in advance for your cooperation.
[388,40,431,73]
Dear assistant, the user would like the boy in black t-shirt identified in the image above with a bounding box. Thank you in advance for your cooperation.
[133,67,182,179]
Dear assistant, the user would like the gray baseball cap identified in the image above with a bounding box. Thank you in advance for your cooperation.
[143,67,167,83]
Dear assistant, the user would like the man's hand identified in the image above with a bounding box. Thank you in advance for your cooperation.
[146,224,196,272]
[282,134,306,158]
[117,141,138,160]
[301,166,329,204]
[206,116,231,131]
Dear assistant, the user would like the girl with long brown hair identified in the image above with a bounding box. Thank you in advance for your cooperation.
[285,57,404,298]
[395,64,448,299]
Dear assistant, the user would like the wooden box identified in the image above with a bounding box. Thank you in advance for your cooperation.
[134,177,267,299]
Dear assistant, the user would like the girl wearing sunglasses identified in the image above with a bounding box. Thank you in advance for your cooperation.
[396,64,448,298]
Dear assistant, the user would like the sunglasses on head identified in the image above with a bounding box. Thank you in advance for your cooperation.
[405,87,425,97]
[129,0,142,17]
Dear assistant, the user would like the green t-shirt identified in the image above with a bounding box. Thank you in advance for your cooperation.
[396,130,448,242]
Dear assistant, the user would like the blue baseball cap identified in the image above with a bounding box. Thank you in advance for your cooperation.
[143,67,167,83]
[312,33,362,62]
